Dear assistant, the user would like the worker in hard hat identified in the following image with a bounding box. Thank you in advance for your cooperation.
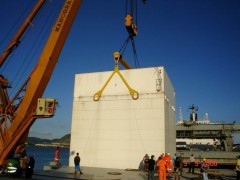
[164,153,173,175]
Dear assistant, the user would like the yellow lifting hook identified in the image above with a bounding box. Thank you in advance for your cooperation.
[93,63,139,101]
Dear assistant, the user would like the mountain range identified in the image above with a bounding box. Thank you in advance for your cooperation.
[27,134,70,145]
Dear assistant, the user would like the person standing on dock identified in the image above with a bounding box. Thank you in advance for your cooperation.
[20,149,28,175]
[201,159,209,180]
[188,154,195,174]
[157,155,166,180]
[143,154,150,172]
[147,155,156,180]
[178,155,183,175]
[163,153,173,175]
[74,152,83,174]
[25,155,35,178]
[236,155,240,180]
[54,146,60,162]
[174,156,181,180]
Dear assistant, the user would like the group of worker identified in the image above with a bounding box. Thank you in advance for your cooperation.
[19,149,35,178]
[143,153,183,180]
[143,152,212,180]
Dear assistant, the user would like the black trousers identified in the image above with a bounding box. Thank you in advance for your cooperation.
[189,162,195,173]
[237,170,240,180]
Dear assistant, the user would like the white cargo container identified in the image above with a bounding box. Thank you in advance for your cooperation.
[69,66,176,169]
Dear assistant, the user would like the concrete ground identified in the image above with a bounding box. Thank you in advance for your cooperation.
[0,166,237,179]
[33,166,237,180]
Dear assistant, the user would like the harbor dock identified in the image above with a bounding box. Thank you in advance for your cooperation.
[33,166,236,179]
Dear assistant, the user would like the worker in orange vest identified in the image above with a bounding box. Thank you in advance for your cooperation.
[164,153,173,174]
[54,146,60,162]
[157,155,167,180]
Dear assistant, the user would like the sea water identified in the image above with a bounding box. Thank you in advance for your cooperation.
[25,146,69,170]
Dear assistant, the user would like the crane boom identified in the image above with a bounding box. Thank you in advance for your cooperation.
[0,0,82,165]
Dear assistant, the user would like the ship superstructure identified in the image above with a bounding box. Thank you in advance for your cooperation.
[176,104,240,166]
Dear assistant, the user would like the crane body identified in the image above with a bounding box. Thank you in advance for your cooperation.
[0,0,82,165]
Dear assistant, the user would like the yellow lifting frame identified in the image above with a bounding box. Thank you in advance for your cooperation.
[93,64,139,101]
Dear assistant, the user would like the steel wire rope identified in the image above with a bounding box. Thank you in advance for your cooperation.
[8,1,61,97]
[121,0,140,68]
[8,1,52,96]
[119,36,131,56]
[118,35,140,68]
[1,1,50,92]
[125,0,137,25]
[0,1,35,74]
[0,1,33,49]
[125,0,128,16]
[125,0,133,16]
[130,37,140,68]
[135,0,138,26]
[130,0,134,16]
[131,0,140,68]
[17,0,52,43]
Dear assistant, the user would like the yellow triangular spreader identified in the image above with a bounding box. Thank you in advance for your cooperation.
[93,64,139,101]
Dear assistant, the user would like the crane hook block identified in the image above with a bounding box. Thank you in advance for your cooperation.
[113,51,132,69]
[113,51,121,63]
[125,15,138,37]
[93,65,139,101]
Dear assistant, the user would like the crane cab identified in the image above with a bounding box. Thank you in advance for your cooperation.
[36,98,58,116]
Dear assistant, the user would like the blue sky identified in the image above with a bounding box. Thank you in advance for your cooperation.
[0,0,239,141]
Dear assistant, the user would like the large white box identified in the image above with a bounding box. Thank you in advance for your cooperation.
[69,66,176,169]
